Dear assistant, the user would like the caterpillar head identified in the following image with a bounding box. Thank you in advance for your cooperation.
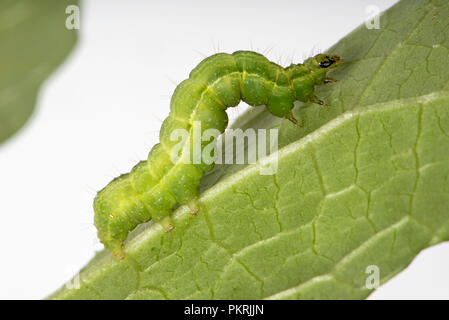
[304,53,342,81]
[315,54,342,69]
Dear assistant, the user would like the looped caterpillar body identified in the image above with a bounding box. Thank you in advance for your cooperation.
[94,51,342,258]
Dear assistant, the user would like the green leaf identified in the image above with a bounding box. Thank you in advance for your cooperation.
[0,0,78,144]
[50,0,449,300]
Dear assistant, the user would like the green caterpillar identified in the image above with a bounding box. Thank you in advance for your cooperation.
[94,50,342,258]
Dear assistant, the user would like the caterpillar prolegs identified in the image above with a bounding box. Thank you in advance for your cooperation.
[94,51,342,258]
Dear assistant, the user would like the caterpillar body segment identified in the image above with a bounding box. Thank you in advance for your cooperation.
[94,51,342,258]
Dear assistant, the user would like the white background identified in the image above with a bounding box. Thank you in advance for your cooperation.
[0,0,448,299]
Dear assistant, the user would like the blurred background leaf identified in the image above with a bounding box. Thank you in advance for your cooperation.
[0,0,78,144]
